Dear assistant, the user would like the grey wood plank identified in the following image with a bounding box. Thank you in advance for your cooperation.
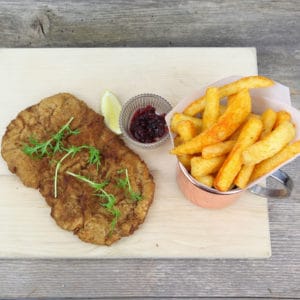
[0,0,299,299]
[0,0,299,101]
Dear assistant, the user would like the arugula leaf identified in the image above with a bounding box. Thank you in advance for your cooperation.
[129,190,143,202]
[66,171,109,191]
[23,117,79,158]
[53,146,102,198]
[23,117,102,198]
[66,171,120,233]
[116,168,143,201]
[23,136,53,158]
[87,146,101,170]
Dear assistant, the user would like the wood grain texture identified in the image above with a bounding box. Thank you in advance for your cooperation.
[0,0,299,299]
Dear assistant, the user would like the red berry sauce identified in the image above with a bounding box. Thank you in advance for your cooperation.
[129,105,168,143]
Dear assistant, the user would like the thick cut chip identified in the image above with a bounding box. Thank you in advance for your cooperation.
[260,108,277,139]
[219,104,227,116]
[242,121,295,165]
[214,117,263,192]
[183,76,274,116]
[178,154,193,171]
[170,113,202,133]
[202,140,236,159]
[174,135,183,146]
[191,155,226,178]
[183,95,206,116]
[251,141,300,181]
[218,75,274,99]
[177,120,198,142]
[202,87,220,131]
[171,89,251,155]
[234,164,255,189]
[194,175,214,187]
[274,110,291,128]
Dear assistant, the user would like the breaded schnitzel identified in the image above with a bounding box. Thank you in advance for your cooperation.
[1,93,155,245]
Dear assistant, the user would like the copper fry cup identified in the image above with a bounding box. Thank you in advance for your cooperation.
[176,162,293,209]
[166,76,300,209]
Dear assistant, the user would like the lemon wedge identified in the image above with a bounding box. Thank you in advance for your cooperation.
[101,90,122,134]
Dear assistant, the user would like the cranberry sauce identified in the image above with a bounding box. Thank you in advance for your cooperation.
[129,105,168,143]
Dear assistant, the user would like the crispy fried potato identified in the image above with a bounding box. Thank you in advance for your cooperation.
[242,121,296,165]
[172,76,298,193]
[177,120,198,142]
[202,140,236,159]
[229,126,243,140]
[251,141,300,181]
[183,95,206,116]
[202,87,219,130]
[174,135,193,171]
[171,89,251,155]
[194,175,214,187]
[228,113,259,140]
[218,75,274,99]
[183,76,274,116]
[260,108,277,139]
[274,110,291,128]
[174,135,183,146]
[191,155,226,178]
[234,164,255,189]
[170,113,202,133]
[178,154,193,171]
[219,104,227,116]
[214,117,263,192]
[249,113,261,119]
[226,94,236,107]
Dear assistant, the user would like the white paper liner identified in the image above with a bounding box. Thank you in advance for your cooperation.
[166,75,300,191]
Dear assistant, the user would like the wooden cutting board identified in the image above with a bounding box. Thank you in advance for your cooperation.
[0,48,271,258]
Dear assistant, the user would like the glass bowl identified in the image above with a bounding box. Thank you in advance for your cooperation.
[119,93,172,148]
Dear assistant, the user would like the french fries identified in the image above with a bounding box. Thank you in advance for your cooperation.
[183,75,274,116]
[191,155,226,178]
[218,75,274,99]
[170,75,299,191]
[178,154,193,171]
[202,140,236,159]
[171,89,251,155]
[194,175,214,187]
[242,121,295,165]
[176,120,198,142]
[260,108,277,139]
[251,141,300,181]
[171,113,202,133]
[219,104,227,115]
[202,87,219,130]
[174,135,183,146]
[214,117,263,192]
[183,95,206,117]
[234,164,255,189]
[274,110,291,128]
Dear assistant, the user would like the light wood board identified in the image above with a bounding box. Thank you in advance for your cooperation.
[0,48,271,258]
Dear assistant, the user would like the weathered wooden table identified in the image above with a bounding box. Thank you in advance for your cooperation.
[0,1,299,299]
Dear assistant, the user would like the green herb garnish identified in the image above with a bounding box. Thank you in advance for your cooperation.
[65,171,108,191]
[116,168,142,201]
[54,145,101,198]
[87,146,101,170]
[23,117,102,198]
[51,117,80,153]
[66,171,119,233]
[23,136,53,158]
[97,188,121,233]
[23,117,79,158]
